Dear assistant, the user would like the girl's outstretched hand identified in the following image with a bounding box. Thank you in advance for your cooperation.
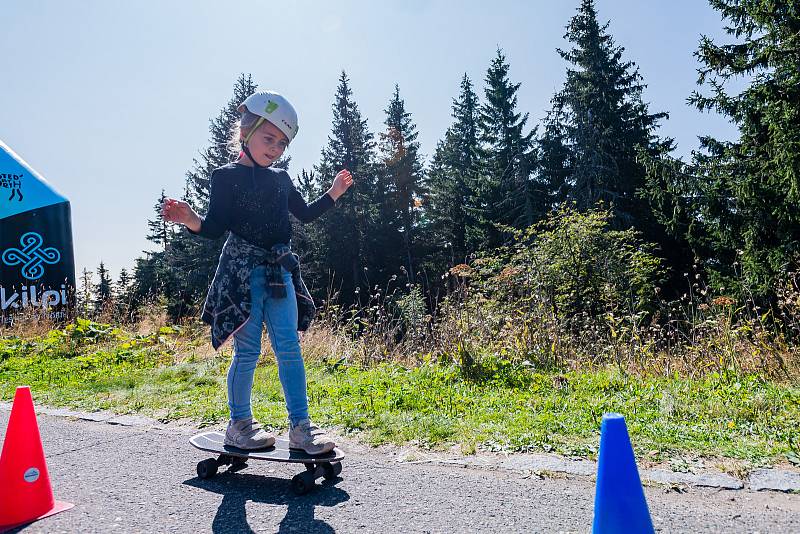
[162,198,201,231]
[329,169,354,201]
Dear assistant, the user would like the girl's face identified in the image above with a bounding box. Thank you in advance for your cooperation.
[242,120,289,167]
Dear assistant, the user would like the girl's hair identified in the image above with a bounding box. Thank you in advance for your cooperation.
[227,110,262,157]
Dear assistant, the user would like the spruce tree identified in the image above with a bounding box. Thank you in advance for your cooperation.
[177,73,259,301]
[185,73,258,213]
[554,0,671,233]
[78,268,94,317]
[378,85,426,283]
[138,191,183,318]
[647,0,800,300]
[94,262,113,312]
[132,74,258,319]
[130,254,161,309]
[535,105,572,214]
[478,49,537,247]
[428,74,483,264]
[116,268,131,296]
[291,169,323,289]
[115,267,133,320]
[146,190,172,250]
[311,71,377,302]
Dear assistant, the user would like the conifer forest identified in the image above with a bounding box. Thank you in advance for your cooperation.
[83,0,800,379]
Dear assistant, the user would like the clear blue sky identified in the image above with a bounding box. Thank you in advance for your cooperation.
[1,0,738,281]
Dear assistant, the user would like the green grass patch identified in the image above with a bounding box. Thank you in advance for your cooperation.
[1,325,798,466]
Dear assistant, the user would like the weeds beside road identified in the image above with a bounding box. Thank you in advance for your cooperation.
[1,319,798,475]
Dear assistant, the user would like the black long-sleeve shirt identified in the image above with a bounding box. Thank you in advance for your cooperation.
[189,163,335,248]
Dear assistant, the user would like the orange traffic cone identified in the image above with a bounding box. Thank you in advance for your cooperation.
[0,386,73,532]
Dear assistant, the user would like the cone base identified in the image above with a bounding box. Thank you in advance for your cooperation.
[0,499,74,533]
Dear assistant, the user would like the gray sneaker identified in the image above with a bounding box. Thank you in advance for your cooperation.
[289,419,336,455]
[224,417,276,450]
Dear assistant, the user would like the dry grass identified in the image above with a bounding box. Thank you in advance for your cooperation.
[295,267,800,383]
[4,268,800,384]
[1,309,61,339]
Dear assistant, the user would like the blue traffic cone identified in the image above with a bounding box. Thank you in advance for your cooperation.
[592,413,654,534]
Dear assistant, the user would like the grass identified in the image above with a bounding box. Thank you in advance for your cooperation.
[1,319,799,471]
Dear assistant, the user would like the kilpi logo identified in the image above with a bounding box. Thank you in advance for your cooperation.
[264,101,278,114]
[2,232,61,280]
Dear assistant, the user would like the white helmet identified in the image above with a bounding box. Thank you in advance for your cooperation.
[238,91,299,144]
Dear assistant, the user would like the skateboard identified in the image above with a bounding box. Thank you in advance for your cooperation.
[189,431,344,495]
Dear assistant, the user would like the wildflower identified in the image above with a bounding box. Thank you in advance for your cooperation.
[497,266,520,281]
[449,264,474,278]
[712,296,735,307]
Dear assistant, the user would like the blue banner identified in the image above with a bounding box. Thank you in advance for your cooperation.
[0,140,76,326]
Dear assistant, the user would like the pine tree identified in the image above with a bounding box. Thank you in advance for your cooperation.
[647,0,800,300]
[378,85,426,283]
[554,0,671,233]
[310,71,377,302]
[478,49,537,248]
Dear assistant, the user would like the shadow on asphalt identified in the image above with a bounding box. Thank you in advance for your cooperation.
[183,471,350,534]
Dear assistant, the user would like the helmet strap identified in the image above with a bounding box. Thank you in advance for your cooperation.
[243,116,266,145]
[240,116,270,181]
[240,143,268,170]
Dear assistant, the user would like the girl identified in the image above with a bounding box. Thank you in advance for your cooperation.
[162,91,353,454]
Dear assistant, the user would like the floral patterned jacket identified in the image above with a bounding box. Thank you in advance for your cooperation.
[201,232,316,350]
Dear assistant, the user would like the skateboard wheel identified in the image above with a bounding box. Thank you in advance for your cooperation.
[197,459,218,479]
[322,462,342,480]
[291,471,316,495]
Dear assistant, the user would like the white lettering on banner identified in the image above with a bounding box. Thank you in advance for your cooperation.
[0,284,69,311]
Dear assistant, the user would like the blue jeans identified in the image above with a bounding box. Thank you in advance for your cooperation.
[228,264,309,425]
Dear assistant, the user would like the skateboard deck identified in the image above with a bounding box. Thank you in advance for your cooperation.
[189,431,344,495]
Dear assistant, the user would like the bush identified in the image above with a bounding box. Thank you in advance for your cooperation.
[490,205,666,322]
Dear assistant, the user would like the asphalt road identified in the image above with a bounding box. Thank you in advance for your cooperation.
[2,411,799,533]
